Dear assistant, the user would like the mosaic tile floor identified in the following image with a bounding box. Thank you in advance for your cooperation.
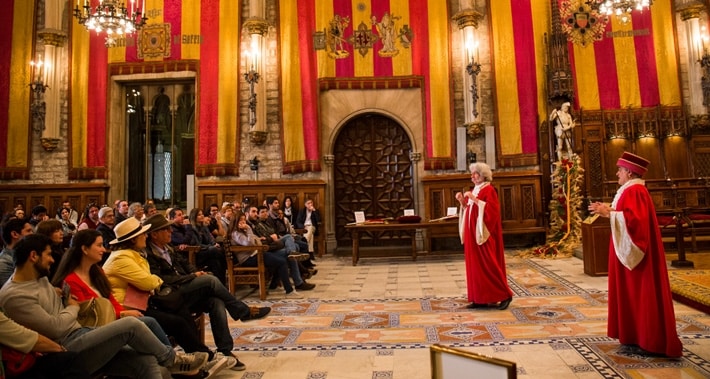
[202,253,710,379]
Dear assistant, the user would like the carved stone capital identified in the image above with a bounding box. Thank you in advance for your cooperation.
[38,30,67,47]
[249,130,268,145]
[680,4,705,21]
[244,18,269,36]
[409,152,421,162]
[452,10,483,30]
[40,137,60,151]
[323,155,335,165]
[690,114,710,131]
[465,121,485,139]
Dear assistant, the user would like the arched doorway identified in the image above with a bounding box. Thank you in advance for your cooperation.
[333,113,415,248]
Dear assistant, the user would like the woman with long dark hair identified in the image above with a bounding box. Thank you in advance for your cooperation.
[187,208,227,285]
[51,229,170,345]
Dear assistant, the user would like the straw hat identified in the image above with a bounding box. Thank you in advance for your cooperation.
[110,217,151,245]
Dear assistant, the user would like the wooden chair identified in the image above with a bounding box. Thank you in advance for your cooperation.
[225,243,270,300]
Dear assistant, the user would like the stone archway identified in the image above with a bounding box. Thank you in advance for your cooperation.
[332,113,415,247]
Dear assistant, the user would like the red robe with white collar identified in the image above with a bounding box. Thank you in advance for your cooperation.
[607,180,682,357]
[461,183,513,304]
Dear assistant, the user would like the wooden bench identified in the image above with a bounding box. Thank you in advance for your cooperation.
[225,244,270,300]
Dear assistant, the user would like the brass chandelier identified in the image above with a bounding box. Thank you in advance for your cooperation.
[73,0,147,47]
[598,0,653,23]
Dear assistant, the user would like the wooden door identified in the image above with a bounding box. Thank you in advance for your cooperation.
[333,114,415,247]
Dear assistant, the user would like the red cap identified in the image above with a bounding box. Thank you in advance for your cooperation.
[617,152,650,176]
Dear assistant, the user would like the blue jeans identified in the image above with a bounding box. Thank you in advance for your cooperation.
[62,317,174,379]
[271,246,304,287]
[179,274,252,354]
[138,315,171,346]
[242,249,294,293]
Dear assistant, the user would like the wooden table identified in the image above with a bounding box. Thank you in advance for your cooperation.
[344,221,458,265]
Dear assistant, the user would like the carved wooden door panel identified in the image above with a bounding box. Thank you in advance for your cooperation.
[333,114,415,247]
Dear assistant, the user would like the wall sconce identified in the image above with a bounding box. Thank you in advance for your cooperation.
[243,18,268,145]
[453,9,484,121]
[29,59,49,134]
[249,156,260,171]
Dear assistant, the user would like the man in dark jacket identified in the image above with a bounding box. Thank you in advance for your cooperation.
[294,199,322,255]
[142,214,270,371]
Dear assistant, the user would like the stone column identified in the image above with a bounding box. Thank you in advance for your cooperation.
[681,5,707,115]
[37,0,67,151]
[245,0,269,145]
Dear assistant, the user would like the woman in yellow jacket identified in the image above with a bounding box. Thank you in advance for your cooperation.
[103,218,215,359]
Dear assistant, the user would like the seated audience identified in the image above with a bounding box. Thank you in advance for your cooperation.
[282,196,295,225]
[249,205,315,291]
[0,217,33,286]
[142,214,271,372]
[168,208,195,251]
[128,202,145,222]
[0,234,208,378]
[77,203,100,231]
[34,219,66,280]
[96,206,117,257]
[58,207,78,247]
[0,309,89,379]
[56,200,80,225]
[102,218,220,369]
[295,199,322,256]
[231,212,302,298]
[29,205,49,230]
[187,207,227,285]
[114,200,129,225]
[206,203,226,240]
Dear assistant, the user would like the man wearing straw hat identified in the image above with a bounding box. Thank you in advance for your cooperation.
[142,213,271,371]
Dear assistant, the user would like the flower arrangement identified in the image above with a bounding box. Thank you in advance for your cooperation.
[520,154,584,258]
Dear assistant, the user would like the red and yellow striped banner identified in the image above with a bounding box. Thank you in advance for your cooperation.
[71,0,240,177]
[491,0,549,159]
[0,0,34,178]
[569,0,679,109]
[284,0,452,172]
[491,0,679,160]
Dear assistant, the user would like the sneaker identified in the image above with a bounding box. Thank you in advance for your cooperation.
[284,290,304,299]
[296,281,316,291]
[240,306,271,321]
[214,352,241,371]
[202,356,229,378]
[170,352,209,376]
[215,352,245,371]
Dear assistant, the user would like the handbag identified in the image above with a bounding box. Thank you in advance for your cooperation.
[77,297,116,327]
[149,284,184,312]
[1,346,38,377]
[123,284,151,311]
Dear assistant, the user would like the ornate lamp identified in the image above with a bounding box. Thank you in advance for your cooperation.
[73,0,147,47]
[597,0,653,23]
[29,60,49,134]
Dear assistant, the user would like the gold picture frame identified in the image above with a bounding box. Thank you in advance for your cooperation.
[430,344,517,379]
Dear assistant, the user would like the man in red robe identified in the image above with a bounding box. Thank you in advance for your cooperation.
[588,152,682,357]
[456,162,513,310]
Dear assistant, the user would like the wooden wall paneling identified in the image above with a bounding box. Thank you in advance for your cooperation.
[0,184,109,218]
[663,137,692,178]
[692,136,710,177]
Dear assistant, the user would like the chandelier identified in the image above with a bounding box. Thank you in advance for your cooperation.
[597,0,653,23]
[73,0,148,47]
